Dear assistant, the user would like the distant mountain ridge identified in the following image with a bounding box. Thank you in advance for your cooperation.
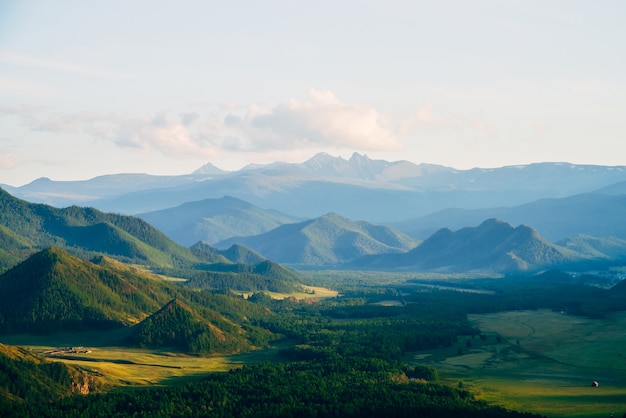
[217,212,419,267]
[350,219,585,274]
[138,196,299,246]
[392,192,626,242]
[8,153,626,223]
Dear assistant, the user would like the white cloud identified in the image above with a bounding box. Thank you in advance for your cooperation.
[111,114,218,158]
[231,89,402,152]
[0,90,403,160]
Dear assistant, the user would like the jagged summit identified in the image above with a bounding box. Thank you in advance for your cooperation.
[352,219,583,273]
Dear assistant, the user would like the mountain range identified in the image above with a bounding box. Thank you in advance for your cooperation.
[0,188,304,293]
[6,153,626,224]
[350,219,586,273]
[2,152,626,274]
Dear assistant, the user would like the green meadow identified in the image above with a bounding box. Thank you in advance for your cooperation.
[405,310,626,417]
[1,326,291,388]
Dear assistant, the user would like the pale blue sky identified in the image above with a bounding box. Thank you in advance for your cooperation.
[1,0,625,186]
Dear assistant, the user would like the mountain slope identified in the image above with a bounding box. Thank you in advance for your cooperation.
[138,195,299,246]
[217,244,266,265]
[217,213,419,266]
[0,247,276,353]
[0,247,170,332]
[0,343,94,407]
[0,187,199,271]
[353,219,584,273]
[127,299,226,353]
[183,258,302,293]
[557,235,626,259]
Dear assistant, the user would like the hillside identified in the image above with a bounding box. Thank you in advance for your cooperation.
[0,187,198,271]
[127,299,226,353]
[557,235,626,260]
[0,342,94,407]
[183,259,302,293]
[218,244,266,265]
[352,219,584,273]
[138,195,299,246]
[0,247,172,332]
[216,212,419,266]
[0,187,308,294]
[0,248,275,352]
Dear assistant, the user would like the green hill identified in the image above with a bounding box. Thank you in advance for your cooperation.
[217,212,419,266]
[0,248,275,352]
[128,299,227,353]
[0,247,171,332]
[184,259,302,293]
[138,195,299,246]
[190,241,266,265]
[189,241,232,264]
[0,188,303,293]
[0,187,198,271]
[218,244,266,264]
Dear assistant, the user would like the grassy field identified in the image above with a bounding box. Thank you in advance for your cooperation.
[4,307,625,416]
[405,310,626,417]
[0,330,288,388]
[234,285,339,300]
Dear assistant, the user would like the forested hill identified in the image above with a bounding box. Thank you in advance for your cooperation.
[0,187,198,271]
[0,247,276,353]
[128,298,228,353]
[0,188,305,294]
[0,247,168,332]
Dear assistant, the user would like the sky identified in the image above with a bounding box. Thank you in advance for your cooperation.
[1,1,625,186]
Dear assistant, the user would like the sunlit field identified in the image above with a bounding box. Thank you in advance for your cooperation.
[1,328,292,389]
[405,310,626,417]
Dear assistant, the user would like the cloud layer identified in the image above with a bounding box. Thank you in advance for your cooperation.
[1,90,403,160]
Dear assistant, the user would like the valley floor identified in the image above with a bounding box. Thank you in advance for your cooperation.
[404,310,626,417]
